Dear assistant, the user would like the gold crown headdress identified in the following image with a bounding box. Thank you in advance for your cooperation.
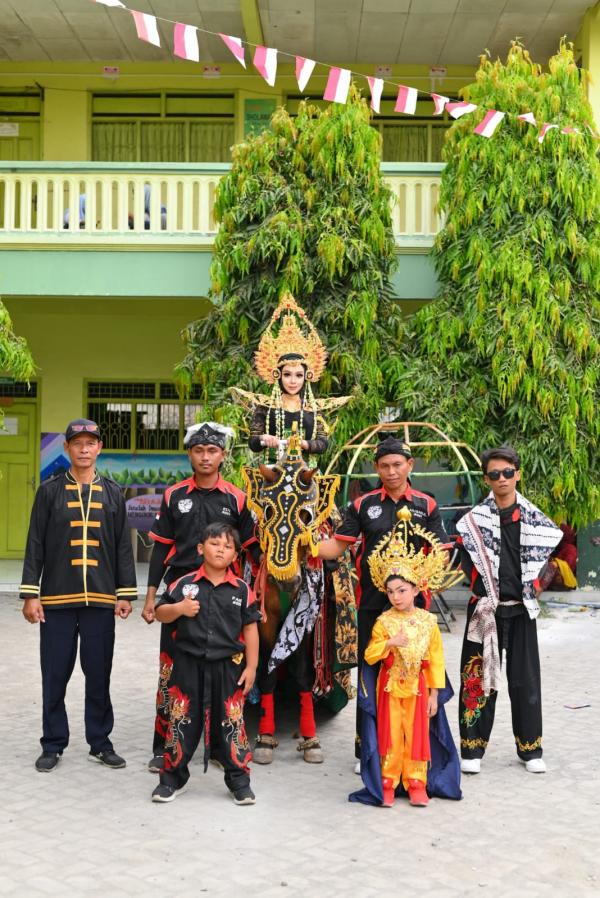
[254,294,328,384]
[368,508,463,594]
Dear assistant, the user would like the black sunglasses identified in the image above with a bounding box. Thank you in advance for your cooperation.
[486,468,516,481]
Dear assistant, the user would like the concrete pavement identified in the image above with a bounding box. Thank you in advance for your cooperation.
[1,596,599,898]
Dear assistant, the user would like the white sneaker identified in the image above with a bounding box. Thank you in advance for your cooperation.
[354,760,361,775]
[461,757,481,774]
[524,758,546,774]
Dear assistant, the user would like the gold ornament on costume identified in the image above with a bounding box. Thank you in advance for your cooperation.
[369,509,464,594]
[254,294,328,384]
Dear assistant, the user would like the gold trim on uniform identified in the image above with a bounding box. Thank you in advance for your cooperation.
[70,520,101,528]
[71,539,100,547]
[71,558,98,567]
[460,737,488,750]
[515,736,542,752]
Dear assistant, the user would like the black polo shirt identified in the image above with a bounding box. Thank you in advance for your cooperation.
[335,484,450,611]
[149,474,258,584]
[156,566,262,660]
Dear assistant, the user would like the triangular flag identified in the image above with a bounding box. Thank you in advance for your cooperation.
[431,93,449,115]
[296,57,316,92]
[95,0,126,7]
[323,67,351,104]
[395,85,418,115]
[446,101,478,119]
[561,126,580,135]
[219,33,246,68]
[538,123,558,143]
[474,109,505,138]
[517,112,537,126]
[130,11,161,47]
[173,23,199,62]
[367,77,384,114]
[254,46,278,87]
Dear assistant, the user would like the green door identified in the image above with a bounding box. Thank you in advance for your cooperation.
[0,403,37,558]
[0,121,40,160]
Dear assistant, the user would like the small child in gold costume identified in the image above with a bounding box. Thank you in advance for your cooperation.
[365,574,445,807]
[352,506,463,809]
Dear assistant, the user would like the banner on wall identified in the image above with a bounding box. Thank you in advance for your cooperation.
[41,433,189,487]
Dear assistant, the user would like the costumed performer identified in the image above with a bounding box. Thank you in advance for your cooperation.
[349,507,463,808]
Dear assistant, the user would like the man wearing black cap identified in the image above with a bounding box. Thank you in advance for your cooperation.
[20,419,137,772]
[318,436,450,770]
[141,421,260,772]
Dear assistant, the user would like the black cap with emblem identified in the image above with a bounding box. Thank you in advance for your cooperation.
[374,436,412,462]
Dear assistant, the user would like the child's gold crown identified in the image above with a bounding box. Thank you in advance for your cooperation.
[368,508,463,594]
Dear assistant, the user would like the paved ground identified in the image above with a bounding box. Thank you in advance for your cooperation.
[2,597,599,898]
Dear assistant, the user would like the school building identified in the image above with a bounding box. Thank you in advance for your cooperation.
[0,0,598,584]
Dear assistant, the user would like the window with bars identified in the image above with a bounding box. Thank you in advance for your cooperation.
[0,380,38,398]
[86,381,203,452]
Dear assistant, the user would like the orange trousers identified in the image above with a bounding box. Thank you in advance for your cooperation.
[380,692,427,790]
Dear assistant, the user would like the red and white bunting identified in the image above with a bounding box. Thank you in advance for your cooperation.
[517,112,537,126]
[296,57,316,92]
[95,0,125,7]
[367,76,384,114]
[219,33,246,68]
[254,46,278,86]
[173,23,199,62]
[395,85,418,115]
[474,109,505,138]
[431,93,449,115]
[323,67,351,104]
[446,101,478,119]
[538,123,558,143]
[130,10,160,47]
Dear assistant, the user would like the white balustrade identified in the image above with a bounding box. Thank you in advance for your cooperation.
[0,163,443,247]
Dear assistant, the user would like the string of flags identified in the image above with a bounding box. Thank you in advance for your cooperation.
[93,0,596,144]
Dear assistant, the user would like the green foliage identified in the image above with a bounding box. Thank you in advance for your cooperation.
[176,88,400,478]
[0,299,35,429]
[397,42,600,527]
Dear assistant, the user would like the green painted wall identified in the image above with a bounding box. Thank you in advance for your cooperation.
[4,296,208,433]
[0,249,213,298]
[0,246,437,302]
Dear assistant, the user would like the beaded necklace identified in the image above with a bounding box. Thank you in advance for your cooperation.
[265,378,318,460]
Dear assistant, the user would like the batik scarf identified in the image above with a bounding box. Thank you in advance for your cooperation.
[456,491,561,695]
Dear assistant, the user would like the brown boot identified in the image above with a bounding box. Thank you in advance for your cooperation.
[297,736,324,764]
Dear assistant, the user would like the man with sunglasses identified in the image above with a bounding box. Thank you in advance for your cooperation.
[20,419,137,772]
[456,446,562,776]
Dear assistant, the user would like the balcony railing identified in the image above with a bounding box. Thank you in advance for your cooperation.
[0,161,444,248]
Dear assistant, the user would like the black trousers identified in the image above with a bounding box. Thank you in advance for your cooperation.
[356,608,380,759]
[160,650,252,793]
[40,607,115,754]
[459,601,543,760]
[152,622,177,755]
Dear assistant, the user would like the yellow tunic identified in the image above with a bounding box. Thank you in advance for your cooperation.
[365,607,445,789]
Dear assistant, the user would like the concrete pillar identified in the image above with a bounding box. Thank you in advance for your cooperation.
[43,88,89,161]
[576,1,600,129]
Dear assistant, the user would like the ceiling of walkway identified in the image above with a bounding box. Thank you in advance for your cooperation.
[0,0,591,65]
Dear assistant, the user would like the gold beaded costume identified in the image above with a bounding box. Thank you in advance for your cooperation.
[364,510,462,792]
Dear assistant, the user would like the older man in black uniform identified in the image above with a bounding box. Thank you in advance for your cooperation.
[20,419,136,772]
[141,421,260,772]
[318,436,450,772]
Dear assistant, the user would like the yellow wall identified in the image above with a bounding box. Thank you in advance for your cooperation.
[4,297,206,432]
[43,88,89,160]
[576,3,600,129]
[0,60,477,161]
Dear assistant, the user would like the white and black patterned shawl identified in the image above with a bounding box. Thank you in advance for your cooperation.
[456,491,561,694]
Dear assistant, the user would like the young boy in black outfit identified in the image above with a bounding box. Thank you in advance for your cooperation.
[151,523,261,805]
